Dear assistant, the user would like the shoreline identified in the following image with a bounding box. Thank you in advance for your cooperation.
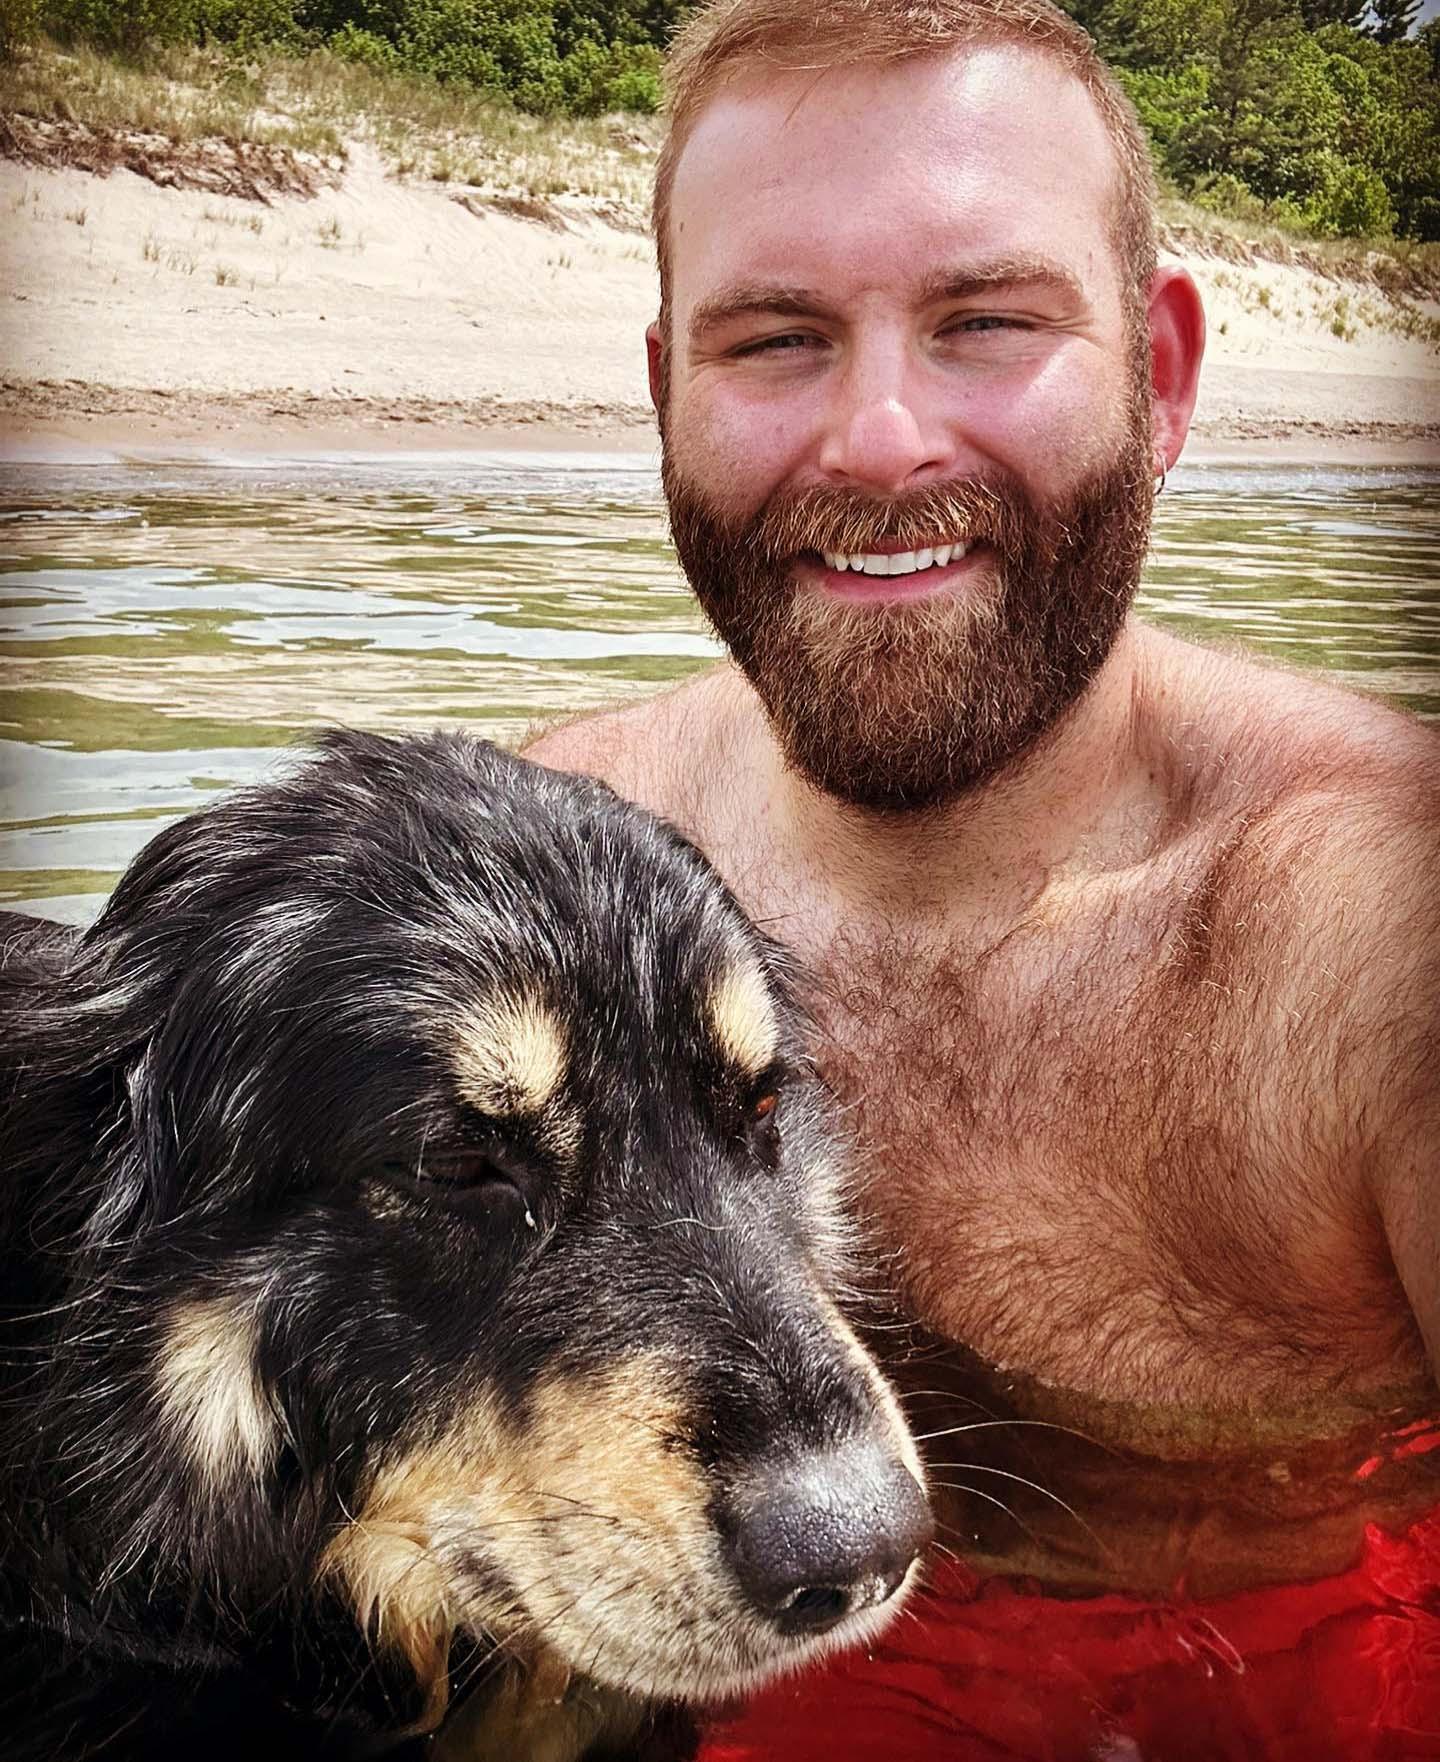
[3,141,1438,479]
[2,389,1438,472]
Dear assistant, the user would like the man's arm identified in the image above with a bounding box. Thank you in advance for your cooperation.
[1362,803,1440,1376]
[521,703,640,783]
[1224,727,1440,1383]
[520,667,739,828]
[1320,757,1440,1378]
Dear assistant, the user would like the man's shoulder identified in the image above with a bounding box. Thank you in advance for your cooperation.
[1142,623,1438,826]
[1142,623,1437,1014]
[519,665,738,814]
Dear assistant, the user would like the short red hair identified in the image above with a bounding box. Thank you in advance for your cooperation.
[653,0,1157,326]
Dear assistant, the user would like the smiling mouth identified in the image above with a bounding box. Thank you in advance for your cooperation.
[817,542,972,578]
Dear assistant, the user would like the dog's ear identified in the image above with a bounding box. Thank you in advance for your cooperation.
[7,757,354,1243]
[0,806,242,1248]
[7,728,502,1243]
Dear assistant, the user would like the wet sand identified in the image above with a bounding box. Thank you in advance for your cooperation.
[2,385,1437,472]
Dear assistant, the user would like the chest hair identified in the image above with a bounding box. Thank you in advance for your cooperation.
[781,877,1418,1408]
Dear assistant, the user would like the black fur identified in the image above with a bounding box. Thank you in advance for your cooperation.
[0,731,925,1761]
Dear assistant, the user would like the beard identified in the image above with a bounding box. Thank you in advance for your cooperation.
[661,417,1155,814]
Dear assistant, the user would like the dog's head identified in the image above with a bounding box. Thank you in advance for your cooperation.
[2,731,928,1739]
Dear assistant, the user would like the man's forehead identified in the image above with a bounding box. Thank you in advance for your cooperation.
[666,45,1121,295]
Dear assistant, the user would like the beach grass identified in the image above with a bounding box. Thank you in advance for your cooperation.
[2,38,1437,298]
[0,39,661,208]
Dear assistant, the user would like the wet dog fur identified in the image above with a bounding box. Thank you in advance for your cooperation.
[0,731,927,1761]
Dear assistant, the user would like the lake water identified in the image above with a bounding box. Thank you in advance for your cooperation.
[2,452,1439,1754]
[1,454,1437,920]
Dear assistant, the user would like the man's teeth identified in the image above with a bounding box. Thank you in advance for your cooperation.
[820,543,970,575]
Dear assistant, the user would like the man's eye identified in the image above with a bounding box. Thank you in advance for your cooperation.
[945,314,1024,334]
[735,332,819,356]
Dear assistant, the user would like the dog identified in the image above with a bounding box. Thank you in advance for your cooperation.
[0,729,930,1761]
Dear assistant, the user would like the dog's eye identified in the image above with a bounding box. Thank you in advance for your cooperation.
[379,1145,536,1224]
[743,1086,782,1166]
[418,1147,516,1194]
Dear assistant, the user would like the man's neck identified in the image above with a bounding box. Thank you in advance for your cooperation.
[749,623,1155,936]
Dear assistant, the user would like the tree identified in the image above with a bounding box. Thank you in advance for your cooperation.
[1369,0,1419,44]
[1298,0,1366,26]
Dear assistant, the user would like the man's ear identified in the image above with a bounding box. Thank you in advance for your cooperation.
[1147,265,1205,474]
[646,319,665,415]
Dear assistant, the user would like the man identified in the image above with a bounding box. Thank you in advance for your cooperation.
[527,0,1440,1752]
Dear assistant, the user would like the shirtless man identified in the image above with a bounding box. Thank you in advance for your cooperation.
[527,0,1440,1750]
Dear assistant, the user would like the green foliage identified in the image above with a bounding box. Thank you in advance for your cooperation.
[194,0,311,51]
[1300,151,1397,233]
[1,0,44,59]
[270,0,667,112]
[8,0,1437,216]
[557,36,660,112]
[14,0,676,109]
[1190,168,1275,219]
[1369,0,1419,47]
[599,53,659,111]
[327,18,397,66]
[1299,0,1364,26]
[43,0,199,54]
[1065,0,1440,239]
[1421,17,1440,78]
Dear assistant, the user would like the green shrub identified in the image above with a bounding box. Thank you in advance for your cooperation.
[604,57,659,112]
[327,18,398,67]
[557,34,657,113]
[1116,63,1212,177]
[1302,155,1397,237]
[0,0,44,57]
[390,0,563,104]
[43,0,198,53]
[1404,194,1440,244]
[1189,170,1271,223]
[194,0,308,52]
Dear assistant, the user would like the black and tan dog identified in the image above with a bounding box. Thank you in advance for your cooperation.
[0,730,929,1761]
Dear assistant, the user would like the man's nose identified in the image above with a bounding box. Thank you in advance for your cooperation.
[816,347,955,494]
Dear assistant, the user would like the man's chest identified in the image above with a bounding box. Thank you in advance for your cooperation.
[789,914,1420,1410]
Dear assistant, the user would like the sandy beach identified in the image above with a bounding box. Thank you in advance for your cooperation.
[1,138,1438,465]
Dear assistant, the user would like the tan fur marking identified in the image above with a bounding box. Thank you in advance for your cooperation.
[708,962,778,1077]
[453,993,568,1115]
[321,1397,508,1734]
[325,1338,922,1712]
[157,1295,276,1493]
[323,1358,725,1704]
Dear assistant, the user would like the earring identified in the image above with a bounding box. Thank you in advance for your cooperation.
[1153,451,1168,496]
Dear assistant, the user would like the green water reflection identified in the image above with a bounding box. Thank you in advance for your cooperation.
[1,458,1436,920]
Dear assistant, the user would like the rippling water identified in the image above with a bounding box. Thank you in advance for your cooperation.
[2,454,1439,1755]
[1,455,1436,919]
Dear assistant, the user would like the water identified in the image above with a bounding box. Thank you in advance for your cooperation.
[1,455,1437,921]
[2,453,1439,1754]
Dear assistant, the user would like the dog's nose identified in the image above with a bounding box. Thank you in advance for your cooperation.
[724,1444,932,1636]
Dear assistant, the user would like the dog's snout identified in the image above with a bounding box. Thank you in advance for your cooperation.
[725,1443,932,1637]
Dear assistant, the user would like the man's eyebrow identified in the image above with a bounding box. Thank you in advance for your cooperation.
[687,258,1087,341]
[917,257,1087,306]
[688,284,837,340]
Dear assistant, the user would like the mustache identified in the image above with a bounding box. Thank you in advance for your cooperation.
[746,478,1033,565]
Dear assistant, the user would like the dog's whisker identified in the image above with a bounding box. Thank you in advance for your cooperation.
[912,1416,1109,1447]
[924,1461,1112,1555]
